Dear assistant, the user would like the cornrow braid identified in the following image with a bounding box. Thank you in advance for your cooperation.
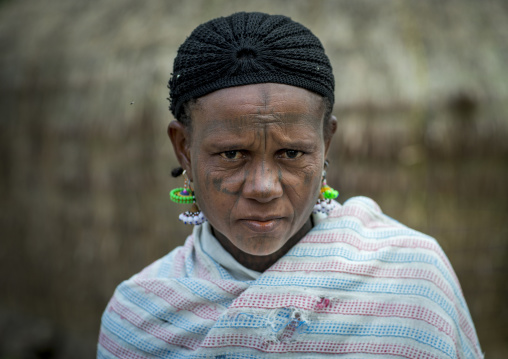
[168,12,334,122]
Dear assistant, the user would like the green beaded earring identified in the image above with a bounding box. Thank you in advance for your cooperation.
[170,170,207,225]
[313,161,339,214]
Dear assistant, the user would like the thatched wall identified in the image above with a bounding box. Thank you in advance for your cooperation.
[0,0,507,357]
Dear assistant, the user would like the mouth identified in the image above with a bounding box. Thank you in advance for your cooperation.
[239,217,283,233]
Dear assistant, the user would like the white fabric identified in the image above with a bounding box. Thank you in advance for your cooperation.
[199,212,328,281]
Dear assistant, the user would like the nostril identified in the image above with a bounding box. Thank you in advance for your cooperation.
[243,167,283,203]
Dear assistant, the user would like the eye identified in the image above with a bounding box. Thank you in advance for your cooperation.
[220,150,243,160]
[281,149,303,159]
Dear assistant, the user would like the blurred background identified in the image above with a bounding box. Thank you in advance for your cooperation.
[0,0,507,357]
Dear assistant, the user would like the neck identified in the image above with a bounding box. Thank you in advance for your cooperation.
[212,216,313,272]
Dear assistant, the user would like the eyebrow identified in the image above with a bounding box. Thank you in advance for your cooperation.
[202,134,319,152]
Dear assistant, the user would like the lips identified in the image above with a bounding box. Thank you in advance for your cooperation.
[239,216,283,233]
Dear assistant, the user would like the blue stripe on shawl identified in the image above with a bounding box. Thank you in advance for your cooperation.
[216,307,295,333]
[212,355,267,359]
[96,347,111,359]
[117,284,211,335]
[176,278,235,307]
[214,352,266,359]
[101,312,203,359]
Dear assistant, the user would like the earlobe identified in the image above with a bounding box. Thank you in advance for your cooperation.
[328,115,338,136]
[324,115,338,156]
[168,121,193,180]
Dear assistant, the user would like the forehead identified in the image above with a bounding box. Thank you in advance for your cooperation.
[190,83,325,135]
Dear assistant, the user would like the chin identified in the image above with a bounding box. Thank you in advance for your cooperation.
[237,236,287,257]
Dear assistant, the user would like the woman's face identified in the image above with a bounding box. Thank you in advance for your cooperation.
[171,83,334,257]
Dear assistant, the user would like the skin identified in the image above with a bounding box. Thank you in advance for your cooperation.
[168,83,337,272]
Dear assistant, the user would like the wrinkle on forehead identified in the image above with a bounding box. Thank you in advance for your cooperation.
[191,83,326,140]
[201,111,322,138]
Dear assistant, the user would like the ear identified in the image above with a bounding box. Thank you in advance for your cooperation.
[324,115,337,158]
[168,121,193,181]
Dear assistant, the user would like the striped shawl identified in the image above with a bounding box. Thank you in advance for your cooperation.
[98,197,483,358]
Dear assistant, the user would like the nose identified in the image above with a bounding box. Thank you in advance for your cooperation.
[242,161,283,203]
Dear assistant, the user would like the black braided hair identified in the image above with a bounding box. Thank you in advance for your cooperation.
[168,12,334,122]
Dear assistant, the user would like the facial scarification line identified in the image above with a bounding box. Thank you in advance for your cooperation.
[264,167,272,196]
[304,171,313,185]
[241,169,249,195]
[212,177,222,193]
[261,83,270,111]
[232,172,243,218]
[223,187,240,196]
[264,121,267,154]
[214,175,241,196]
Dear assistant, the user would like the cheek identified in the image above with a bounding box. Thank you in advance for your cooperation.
[284,164,322,207]
[192,165,241,223]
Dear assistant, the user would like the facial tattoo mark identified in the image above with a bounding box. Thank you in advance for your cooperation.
[304,171,313,185]
[213,176,241,196]
[260,84,271,112]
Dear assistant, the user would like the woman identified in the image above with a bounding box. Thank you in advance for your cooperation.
[98,12,482,358]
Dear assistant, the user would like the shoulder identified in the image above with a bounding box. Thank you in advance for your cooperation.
[331,195,424,234]
[278,196,484,358]
[312,196,460,295]
[323,196,443,250]
[97,234,196,356]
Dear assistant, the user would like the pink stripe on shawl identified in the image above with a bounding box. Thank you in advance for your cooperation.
[99,332,148,359]
[109,297,202,350]
[332,205,394,228]
[202,334,440,358]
